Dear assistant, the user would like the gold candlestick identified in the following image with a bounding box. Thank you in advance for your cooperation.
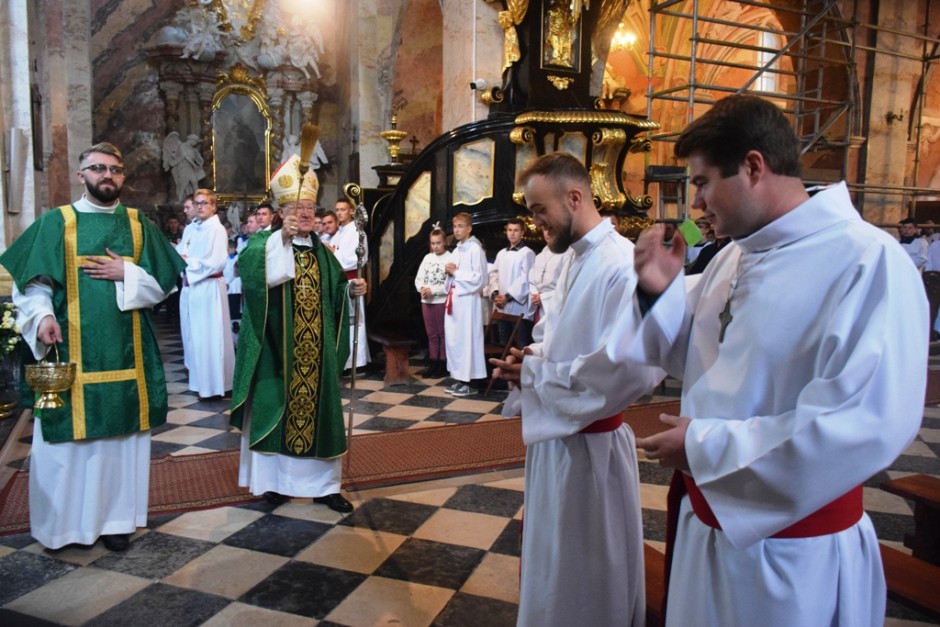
[380,115,408,165]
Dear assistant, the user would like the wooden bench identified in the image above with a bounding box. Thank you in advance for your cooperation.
[367,329,415,386]
[644,543,666,627]
[881,543,940,620]
[880,473,940,565]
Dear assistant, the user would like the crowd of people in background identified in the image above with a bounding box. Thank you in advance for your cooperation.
[896,217,940,339]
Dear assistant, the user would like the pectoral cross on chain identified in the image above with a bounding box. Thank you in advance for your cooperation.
[718,298,733,343]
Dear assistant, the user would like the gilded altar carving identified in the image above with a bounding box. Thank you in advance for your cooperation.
[547,75,574,90]
[510,125,537,145]
[630,137,653,153]
[591,127,627,146]
[515,110,659,129]
[546,2,577,68]
[211,0,267,44]
[620,214,655,240]
[589,162,626,209]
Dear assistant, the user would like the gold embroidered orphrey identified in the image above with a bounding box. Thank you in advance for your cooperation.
[286,247,323,454]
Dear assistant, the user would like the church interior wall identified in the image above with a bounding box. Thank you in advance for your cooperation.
[392,0,444,155]
[5,0,940,252]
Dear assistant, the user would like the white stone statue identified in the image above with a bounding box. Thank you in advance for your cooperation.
[162,132,207,203]
[258,9,324,79]
[175,7,225,62]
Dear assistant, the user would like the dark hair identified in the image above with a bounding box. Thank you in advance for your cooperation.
[517,152,591,193]
[257,201,274,211]
[900,218,917,225]
[674,95,801,178]
[79,142,124,165]
[505,218,525,230]
[430,225,446,239]
[322,209,338,221]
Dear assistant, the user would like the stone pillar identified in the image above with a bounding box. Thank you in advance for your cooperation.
[39,0,93,208]
[196,83,216,188]
[0,0,37,248]
[860,2,921,225]
[441,0,502,131]
[183,88,200,139]
[354,1,396,189]
[269,87,285,165]
[161,81,184,134]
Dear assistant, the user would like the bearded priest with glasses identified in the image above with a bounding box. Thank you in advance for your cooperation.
[0,142,186,552]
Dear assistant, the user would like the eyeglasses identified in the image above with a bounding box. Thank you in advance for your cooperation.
[82,164,125,176]
[193,200,213,207]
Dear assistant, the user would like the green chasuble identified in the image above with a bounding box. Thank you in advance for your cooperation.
[0,204,186,443]
[230,231,350,459]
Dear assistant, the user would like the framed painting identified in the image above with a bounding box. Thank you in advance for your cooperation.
[211,84,271,202]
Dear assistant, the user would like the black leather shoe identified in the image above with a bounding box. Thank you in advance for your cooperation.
[313,493,353,513]
[101,534,130,551]
[263,491,290,506]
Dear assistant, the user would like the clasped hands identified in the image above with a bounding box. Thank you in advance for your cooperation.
[488,346,531,387]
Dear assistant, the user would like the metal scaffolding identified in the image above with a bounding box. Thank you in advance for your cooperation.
[644,0,940,218]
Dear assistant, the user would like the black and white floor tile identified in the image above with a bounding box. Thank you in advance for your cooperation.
[0,313,936,625]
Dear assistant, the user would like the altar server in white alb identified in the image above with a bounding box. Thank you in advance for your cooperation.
[491,152,664,626]
[491,218,536,347]
[527,229,568,323]
[179,188,235,398]
[630,95,928,627]
[330,197,371,371]
[443,212,489,397]
[177,195,196,371]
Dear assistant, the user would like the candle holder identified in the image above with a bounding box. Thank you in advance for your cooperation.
[380,115,408,165]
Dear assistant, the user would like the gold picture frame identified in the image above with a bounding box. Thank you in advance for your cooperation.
[211,77,272,203]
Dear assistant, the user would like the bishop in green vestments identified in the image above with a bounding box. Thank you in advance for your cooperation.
[0,142,185,551]
[230,155,366,513]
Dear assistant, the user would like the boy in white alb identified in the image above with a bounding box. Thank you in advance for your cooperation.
[443,212,488,397]
[491,218,536,347]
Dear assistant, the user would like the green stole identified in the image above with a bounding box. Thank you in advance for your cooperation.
[0,204,186,442]
[230,231,350,458]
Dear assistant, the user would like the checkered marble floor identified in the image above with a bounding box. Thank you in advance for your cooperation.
[0,313,937,625]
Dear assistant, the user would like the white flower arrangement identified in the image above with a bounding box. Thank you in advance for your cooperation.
[0,302,21,357]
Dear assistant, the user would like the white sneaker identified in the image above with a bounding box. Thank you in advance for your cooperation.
[450,384,474,397]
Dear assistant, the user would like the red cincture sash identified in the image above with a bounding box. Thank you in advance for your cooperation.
[579,414,623,433]
[445,284,454,314]
[345,270,357,280]
[183,272,222,287]
[683,474,863,538]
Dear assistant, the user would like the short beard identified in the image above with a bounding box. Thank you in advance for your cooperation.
[547,214,574,253]
[85,178,121,204]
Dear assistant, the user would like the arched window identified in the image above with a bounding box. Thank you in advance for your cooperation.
[756,31,780,94]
